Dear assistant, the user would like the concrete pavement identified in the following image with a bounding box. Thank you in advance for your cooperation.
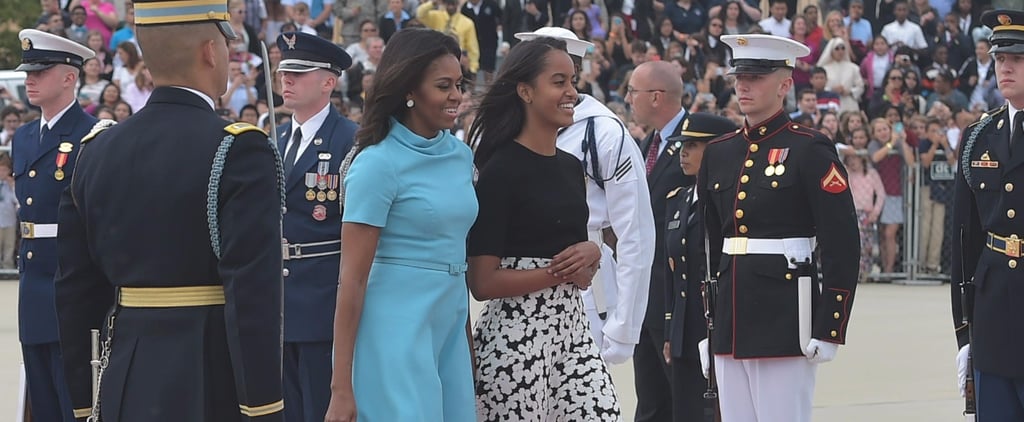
[0,282,965,421]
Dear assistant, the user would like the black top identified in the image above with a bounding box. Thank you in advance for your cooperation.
[469,141,587,258]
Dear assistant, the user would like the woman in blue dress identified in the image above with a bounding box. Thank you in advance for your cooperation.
[325,28,478,422]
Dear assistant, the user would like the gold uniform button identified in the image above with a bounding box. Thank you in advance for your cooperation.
[1010,260,1018,269]
[785,273,792,280]
[739,225,748,234]
[714,183,720,190]
[735,209,744,219]
[830,330,838,338]
[980,182,987,189]
[1007,183,1015,192]
[26,197,32,206]
[771,181,779,188]
[749,144,759,153]
[833,312,841,320]
[745,159,754,168]
[741,175,750,183]
[28,170,36,178]
[835,294,843,302]
[738,191,747,200]
[1009,209,1017,219]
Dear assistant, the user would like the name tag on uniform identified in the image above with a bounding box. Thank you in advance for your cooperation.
[971,160,999,168]
[668,220,681,230]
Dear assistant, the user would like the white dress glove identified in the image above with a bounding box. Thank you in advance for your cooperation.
[698,338,710,379]
[804,339,839,364]
[956,345,970,398]
[600,335,635,365]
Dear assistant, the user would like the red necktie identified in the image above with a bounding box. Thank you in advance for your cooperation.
[645,132,661,174]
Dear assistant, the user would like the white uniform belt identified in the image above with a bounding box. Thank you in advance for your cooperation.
[20,222,58,239]
[282,239,341,260]
[722,237,816,256]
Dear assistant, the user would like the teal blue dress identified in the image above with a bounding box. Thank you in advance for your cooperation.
[343,118,478,421]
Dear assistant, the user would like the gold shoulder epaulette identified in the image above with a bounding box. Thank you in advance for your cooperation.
[81,119,117,144]
[666,187,683,199]
[223,122,267,136]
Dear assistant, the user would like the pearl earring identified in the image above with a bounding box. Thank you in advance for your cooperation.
[406,99,415,108]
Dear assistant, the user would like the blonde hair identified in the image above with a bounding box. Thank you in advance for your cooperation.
[869,117,891,141]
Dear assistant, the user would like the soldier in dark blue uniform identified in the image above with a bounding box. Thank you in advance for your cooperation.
[699,34,859,422]
[273,31,357,422]
[952,9,1024,420]
[662,113,737,422]
[55,1,285,420]
[12,28,97,422]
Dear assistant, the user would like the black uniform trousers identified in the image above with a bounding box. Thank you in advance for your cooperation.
[22,342,74,421]
[283,342,333,422]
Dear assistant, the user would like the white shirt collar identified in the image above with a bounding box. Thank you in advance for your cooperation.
[1009,102,1023,136]
[40,98,76,132]
[291,103,332,141]
[171,86,216,110]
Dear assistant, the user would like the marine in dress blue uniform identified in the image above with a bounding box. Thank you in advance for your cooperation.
[952,10,1024,420]
[274,31,357,422]
[662,113,737,422]
[55,1,285,420]
[13,28,96,422]
[699,35,860,422]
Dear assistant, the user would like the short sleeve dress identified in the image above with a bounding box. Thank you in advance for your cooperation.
[469,142,621,421]
[343,118,478,421]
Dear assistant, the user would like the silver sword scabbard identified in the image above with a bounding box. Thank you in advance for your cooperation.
[89,328,100,421]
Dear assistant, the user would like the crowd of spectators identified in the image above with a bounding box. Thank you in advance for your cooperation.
[0,0,1003,279]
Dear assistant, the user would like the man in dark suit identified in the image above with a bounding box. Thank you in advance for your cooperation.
[662,113,737,422]
[379,0,412,43]
[274,31,358,422]
[55,2,285,420]
[501,0,548,47]
[952,10,1024,420]
[625,60,692,422]
[12,28,96,422]
[461,0,501,84]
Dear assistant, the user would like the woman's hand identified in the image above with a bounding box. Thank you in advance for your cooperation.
[324,389,357,422]
[548,241,601,281]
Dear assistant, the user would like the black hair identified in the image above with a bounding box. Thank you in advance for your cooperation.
[355,28,461,151]
[469,37,569,169]
[810,66,827,76]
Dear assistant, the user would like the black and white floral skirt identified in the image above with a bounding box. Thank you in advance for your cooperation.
[473,257,621,421]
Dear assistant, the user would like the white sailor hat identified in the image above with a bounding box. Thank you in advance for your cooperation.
[514,27,594,58]
[17,29,96,72]
[721,34,811,75]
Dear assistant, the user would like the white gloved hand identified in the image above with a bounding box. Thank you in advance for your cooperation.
[956,345,970,398]
[804,339,839,364]
[600,335,635,365]
[698,338,710,379]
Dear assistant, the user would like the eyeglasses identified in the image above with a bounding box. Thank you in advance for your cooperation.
[626,87,665,96]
